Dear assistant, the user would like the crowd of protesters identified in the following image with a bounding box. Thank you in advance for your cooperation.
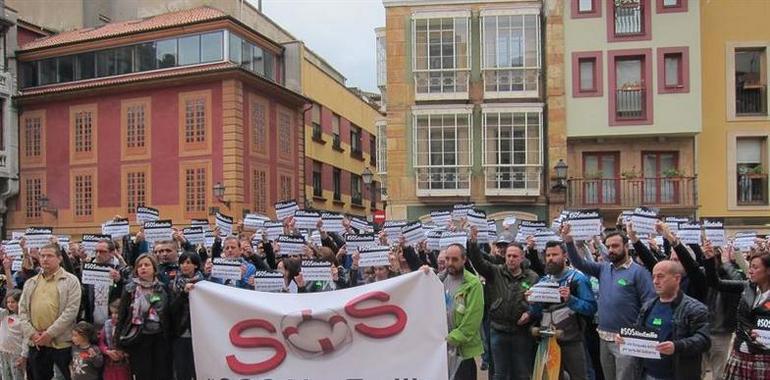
[0,211,769,380]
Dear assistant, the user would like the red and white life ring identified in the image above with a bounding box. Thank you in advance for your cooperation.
[281,309,351,357]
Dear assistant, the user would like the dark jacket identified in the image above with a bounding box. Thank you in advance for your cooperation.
[79,259,129,325]
[633,240,708,303]
[704,257,770,354]
[114,280,171,348]
[169,271,204,338]
[635,291,711,379]
[467,241,539,332]
[706,263,743,335]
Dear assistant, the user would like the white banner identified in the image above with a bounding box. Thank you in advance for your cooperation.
[190,272,448,379]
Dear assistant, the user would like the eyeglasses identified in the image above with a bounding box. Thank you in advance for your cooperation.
[153,248,174,254]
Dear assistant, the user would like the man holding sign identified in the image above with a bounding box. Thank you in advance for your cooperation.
[617,261,710,380]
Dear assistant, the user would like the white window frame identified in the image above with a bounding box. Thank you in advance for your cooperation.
[412,10,471,101]
[726,42,769,121]
[480,8,542,99]
[412,105,473,197]
[376,27,387,88]
[376,120,388,175]
[727,131,770,211]
[481,103,543,196]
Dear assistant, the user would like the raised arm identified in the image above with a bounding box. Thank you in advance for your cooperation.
[561,224,602,278]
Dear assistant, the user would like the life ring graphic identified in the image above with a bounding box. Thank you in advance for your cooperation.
[281,309,352,358]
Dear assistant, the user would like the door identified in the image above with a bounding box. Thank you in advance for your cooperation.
[642,152,679,204]
[583,152,619,204]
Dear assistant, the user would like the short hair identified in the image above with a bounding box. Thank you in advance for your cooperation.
[133,253,159,277]
[545,241,566,253]
[223,236,240,246]
[656,260,685,276]
[40,243,61,257]
[178,251,201,269]
[506,242,525,252]
[603,230,629,246]
[73,321,98,343]
[97,239,116,251]
[152,240,177,250]
[446,243,466,258]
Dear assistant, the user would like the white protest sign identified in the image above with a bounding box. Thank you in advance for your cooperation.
[619,328,661,359]
[321,213,345,234]
[58,235,71,249]
[484,220,497,244]
[309,230,322,247]
[345,233,376,252]
[621,210,634,224]
[631,207,659,235]
[534,229,561,251]
[204,231,215,249]
[136,206,160,225]
[431,211,451,227]
[440,232,467,250]
[664,216,689,234]
[383,220,407,245]
[81,234,112,257]
[211,258,243,282]
[466,209,488,231]
[143,220,173,246]
[358,246,392,267]
[11,258,21,273]
[452,203,474,220]
[517,221,548,243]
[81,263,114,287]
[734,231,757,252]
[427,229,443,251]
[183,226,205,246]
[275,201,299,221]
[567,210,602,241]
[502,217,518,228]
[526,282,561,304]
[243,214,269,231]
[215,213,233,237]
[677,222,702,245]
[11,232,23,241]
[702,219,726,248]
[401,222,426,247]
[189,272,449,380]
[24,227,53,249]
[102,218,130,239]
[276,235,306,256]
[264,221,284,241]
[1,241,22,258]
[350,217,373,233]
[294,210,321,231]
[755,318,770,349]
[300,260,333,282]
[252,271,285,293]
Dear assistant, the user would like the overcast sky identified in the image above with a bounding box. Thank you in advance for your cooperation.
[258,0,385,93]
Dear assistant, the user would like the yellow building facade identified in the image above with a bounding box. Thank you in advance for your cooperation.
[699,0,770,231]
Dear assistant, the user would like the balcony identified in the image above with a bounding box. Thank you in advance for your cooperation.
[614,0,643,36]
[483,68,540,98]
[415,167,471,197]
[736,85,768,116]
[616,88,645,120]
[567,176,697,210]
[484,166,541,196]
[738,174,768,206]
[414,70,469,100]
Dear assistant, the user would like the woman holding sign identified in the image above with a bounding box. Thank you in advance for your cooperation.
[114,254,171,380]
[170,252,204,380]
[703,247,770,379]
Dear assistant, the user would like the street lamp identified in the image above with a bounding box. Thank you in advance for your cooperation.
[37,195,58,217]
[553,159,568,190]
[213,182,231,208]
[362,167,374,185]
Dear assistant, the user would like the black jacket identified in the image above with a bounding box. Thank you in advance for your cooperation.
[635,291,711,379]
[633,240,708,303]
[114,280,171,348]
[79,259,129,325]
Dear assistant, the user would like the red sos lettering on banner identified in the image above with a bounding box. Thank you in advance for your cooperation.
[225,291,407,375]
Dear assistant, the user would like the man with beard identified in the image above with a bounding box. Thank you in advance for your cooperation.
[441,243,484,380]
[525,241,597,380]
[563,224,655,380]
[467,228,539,380]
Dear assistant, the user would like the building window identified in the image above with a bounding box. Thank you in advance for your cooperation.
[370,135,377,166]
[482,108,542,195]
[572,0,601,18]
[126,170,146,214]
[642,151,679,204]
[25,177,42,220]
[311,104,323,141]
[351,174,363,205]
[413,13,470,99]
[71,105,98,163]
[313,161,323,198]
[582,152,619,204]
[657,47,689,94]
[333,168,342,201]
[126,104,146,148]
[227,32,277,82]
[608,0,651,42]
[278,110,293,159]
[656,0,687,13]
[572,51,603,97]
[279,174,293,201]
[350,125,362,157]
[74,111,93,153]
[251,99,267,155]
[184,166,206,213]
[376,29,387,88]
[376,122,387,174]
[332,114,342,150]
[413,110,472,196]
[24,116,42,158]
[734,48,767,116]
[122,99,151,160]
[736,137,768,206]
[609,49,653,125]
[253,168,268,213]
[184,98,206,144]
[74,173,94,218]
[481,12,541,97]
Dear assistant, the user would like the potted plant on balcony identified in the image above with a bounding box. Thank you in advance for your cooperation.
[662,168,684,178]
[748,165,766,179]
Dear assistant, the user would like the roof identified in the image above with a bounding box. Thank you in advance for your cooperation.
[19,6,228,51]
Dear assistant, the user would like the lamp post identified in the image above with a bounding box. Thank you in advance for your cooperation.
[37,195,58,217]
[361,167,375,210]
[213,182,231,208]
[553,159,568,190]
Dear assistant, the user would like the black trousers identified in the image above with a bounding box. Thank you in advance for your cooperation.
[27,345,71,380]
[455,358,478,380]
[173,337,197,380]
[125,333,172,380]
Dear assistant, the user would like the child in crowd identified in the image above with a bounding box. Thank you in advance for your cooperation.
[70,321,104,380]
[0,289,23,380]
[98,300,131,380]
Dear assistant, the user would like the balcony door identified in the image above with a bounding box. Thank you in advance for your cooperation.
[643,151,678,204]
[615,57,645,120]
[583,152,619,205]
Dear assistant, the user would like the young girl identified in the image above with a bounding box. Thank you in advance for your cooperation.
[70,322,104,380]
[98,300,131,380]
[0,290,23,380]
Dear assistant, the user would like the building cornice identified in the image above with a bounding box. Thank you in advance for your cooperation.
[384,0,528,8]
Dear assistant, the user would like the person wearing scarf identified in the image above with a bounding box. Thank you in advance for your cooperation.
[170,251,204,380]
[114,254,171,380]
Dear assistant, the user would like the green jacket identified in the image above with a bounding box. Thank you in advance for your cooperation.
[444,269,484,359]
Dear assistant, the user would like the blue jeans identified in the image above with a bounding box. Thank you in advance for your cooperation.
[490,328,534,380]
